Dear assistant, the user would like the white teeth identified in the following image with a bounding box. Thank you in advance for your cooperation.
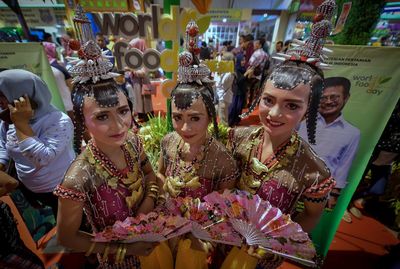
[267,119,283,127]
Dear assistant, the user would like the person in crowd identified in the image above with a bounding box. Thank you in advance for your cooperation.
[244,37,269,106]
[283,40,292,53]
[228,53,247,127]
[95,33,114,65]
[275,41,283,53]
[126,38,154,122]
[298,77,360,222]
[349,101,399,220]
[157,21,238,269]
[0,69,75,218]
[43,32,53,43]
[269,41,283,71]
[241,34,255,68]
[200,41,211,60]
[55,18,159,268]
[43,41,74,119]
[0,170,45,269]
[224,2,336,267]
[215,52,235,125]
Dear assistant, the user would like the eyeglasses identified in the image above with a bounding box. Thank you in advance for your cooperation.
[320,94,341,102]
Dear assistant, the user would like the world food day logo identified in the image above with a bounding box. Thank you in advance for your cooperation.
[352,75,391,96]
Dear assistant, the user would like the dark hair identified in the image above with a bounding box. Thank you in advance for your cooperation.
[201,41,207,47]
[244,34,254,42]
[277,41,283,47]
[170,82,219,139]
[71,79,134,153]
[95,33,104,38]
[324,76,351,96]
[284,40,291,46]
[242,60,324,144]
[43,32,52,40]
[257,37,266,47]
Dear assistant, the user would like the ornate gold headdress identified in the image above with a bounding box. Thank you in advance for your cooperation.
[177,20,213,85]
[67,5,119,84]
[273,0,337,69]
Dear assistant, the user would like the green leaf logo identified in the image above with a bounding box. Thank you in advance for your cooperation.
[379,77,391,85]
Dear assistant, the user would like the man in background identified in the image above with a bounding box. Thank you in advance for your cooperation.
[298,76,361,222]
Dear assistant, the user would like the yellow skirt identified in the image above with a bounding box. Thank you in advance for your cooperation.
[175,239,208,269]
[220,246,258,269]
[139,241,174,269]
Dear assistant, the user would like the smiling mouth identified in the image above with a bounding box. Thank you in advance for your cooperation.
[182,134,196,139]
[266,118,284,127]
[110,133,125,138]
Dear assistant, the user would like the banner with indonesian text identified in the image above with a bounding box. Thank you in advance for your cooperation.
[311,45,400,256]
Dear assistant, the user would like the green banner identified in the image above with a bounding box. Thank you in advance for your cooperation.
[311,45,400,256]
[0,42,65,111]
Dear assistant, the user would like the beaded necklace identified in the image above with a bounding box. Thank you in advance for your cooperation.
[239,131,300,194]
[255,131,299,169]
[86,140,143,208]
[164,136,213,197]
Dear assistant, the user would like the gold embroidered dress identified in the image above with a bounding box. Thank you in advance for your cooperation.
[161,132,238,200]
[227,126,335,215]
[54,134,149,269]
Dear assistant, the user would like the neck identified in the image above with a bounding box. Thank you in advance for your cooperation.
[264,130,292,150]
[92,140,123,160]
[183,135,208,154]
[323,113,340,124]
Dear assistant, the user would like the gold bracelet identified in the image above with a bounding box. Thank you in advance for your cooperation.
[120,245,127,263]
[115,244,123,264]
[102,244,110,262]
[85,242,96,257]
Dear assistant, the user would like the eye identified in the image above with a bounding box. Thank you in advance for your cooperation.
[287,103,299,110]
[96,114,108,121]
[119,108,130,115]
[172,115,182,121]
[262,96,273,106]
[191,116,200,122]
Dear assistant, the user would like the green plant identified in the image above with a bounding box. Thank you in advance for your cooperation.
[332,0,386,45]
[138,113,169,170]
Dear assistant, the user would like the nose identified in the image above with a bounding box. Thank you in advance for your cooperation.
[181,122,191,132]
[268,105,282,118]
[110,114,125,130]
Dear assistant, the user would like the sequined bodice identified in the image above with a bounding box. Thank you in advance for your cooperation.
[87,183,132,229]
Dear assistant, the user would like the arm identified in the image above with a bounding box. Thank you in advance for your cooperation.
[0,170,19,197]
[298,176,336,233]
[214,146,238,191]
[136,136,157,214]
[294,199,326,233]
[334,131,360,189]
[56,163,157,256]
[0,123,9,170]
[57,196,156,256]
[18,116,73,168]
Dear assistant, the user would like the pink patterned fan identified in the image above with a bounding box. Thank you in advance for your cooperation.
[93,212,191,243]
[165,196,242,246]
[204,190,317,266]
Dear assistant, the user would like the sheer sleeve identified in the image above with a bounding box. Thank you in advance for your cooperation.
[207,139,239,190]
[300,142,336,202]
[53,157,92,202]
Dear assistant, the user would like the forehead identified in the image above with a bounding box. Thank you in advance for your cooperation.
[172,96,208,114]
[323,85,344,95]
[83,91,127,111]
[263,80,310,101]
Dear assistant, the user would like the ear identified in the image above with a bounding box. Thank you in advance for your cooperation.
[343,94,350,104]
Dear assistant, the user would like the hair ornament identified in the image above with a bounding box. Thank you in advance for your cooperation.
[273,0,337,69]
[177,20,213,85]
[67,5,119,84]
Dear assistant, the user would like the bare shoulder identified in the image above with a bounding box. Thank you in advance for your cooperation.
[299,137,331,180]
